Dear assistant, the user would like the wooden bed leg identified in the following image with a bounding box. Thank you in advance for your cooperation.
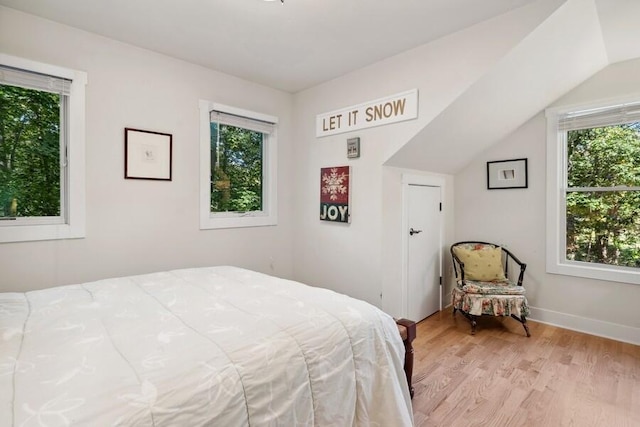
[395,318,417,399]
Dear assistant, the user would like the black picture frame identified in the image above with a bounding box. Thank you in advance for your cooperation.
[125,128,172,181]
[487,158,528,190]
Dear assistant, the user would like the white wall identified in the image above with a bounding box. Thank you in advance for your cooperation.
[290,3,554,316]
[454,58,640,344]
[0,7,295,291]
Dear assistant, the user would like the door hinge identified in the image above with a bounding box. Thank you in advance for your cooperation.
[439,276,442,285]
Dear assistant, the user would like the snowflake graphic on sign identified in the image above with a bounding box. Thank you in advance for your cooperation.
[322,168,348,200]
[320,166,350,223]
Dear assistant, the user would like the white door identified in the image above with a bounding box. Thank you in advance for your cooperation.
[406,184,442,322]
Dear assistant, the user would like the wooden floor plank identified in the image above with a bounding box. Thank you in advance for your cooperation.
[411,311,640,427]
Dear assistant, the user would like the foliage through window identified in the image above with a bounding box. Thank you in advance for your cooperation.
[210,122,263,213]
[199,101,277,230]
[0,84,63,219]
[566,124,640,268]
[0,54,86,243]
[547,98,640,284]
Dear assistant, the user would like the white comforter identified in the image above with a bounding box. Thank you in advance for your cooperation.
[1,266,413,426]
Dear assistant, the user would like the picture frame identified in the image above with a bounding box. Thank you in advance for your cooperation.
[487,158,528,190]
[320,165,351,223]
[125,128,172,181]
[347,137,360,159]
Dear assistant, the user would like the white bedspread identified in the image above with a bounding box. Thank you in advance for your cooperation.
[0,266,413,426]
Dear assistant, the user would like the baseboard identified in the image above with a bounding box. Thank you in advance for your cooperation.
[528,306,640,346]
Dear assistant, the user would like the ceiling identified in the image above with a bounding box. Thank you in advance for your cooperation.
[0,0,537,93]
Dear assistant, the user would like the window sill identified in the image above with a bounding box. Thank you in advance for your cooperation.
[0,222,85,243]
[546,260,640,285]
[200,213,277,230]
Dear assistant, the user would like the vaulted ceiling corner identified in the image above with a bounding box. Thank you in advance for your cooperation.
[385,0,625,175]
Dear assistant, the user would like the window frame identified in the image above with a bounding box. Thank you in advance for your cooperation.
[199,100,278,230]
[546,95,640,285]
[0,53,86,243]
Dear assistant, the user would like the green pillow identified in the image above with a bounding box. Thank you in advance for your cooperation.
[453,246,506,282]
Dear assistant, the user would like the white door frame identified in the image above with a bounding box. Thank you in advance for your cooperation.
[401,173,445,319]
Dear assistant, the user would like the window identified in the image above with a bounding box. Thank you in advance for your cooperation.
[199,101,277,229]
[0,54,86,243]
[546,97,640,284]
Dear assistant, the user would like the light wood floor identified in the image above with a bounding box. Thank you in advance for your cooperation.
[410,311,640,427]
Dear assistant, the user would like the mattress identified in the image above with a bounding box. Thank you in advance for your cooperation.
[0,266,413,426]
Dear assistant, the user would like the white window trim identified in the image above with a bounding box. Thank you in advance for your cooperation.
[0,54,86,243]
[199,100,278,229]
[546,95,640,285]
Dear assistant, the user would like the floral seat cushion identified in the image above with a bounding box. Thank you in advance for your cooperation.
[452,287,530,317]
[458,279,526,295]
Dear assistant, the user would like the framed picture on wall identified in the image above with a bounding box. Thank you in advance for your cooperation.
[347,137,360,159]
[320,166,351,223]
[487,158,528,189]
[125,128,172,181]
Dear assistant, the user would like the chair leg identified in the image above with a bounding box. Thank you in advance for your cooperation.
[458,310,477,335]
[510,314,531,337]
[523,322,531,337]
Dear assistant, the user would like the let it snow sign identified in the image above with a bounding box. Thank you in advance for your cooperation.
[316,89,418,137]
[320,166,351,223]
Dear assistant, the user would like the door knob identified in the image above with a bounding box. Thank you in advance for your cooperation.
[409,228,423,236]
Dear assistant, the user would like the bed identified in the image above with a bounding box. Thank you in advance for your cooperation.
[0,266,413,426]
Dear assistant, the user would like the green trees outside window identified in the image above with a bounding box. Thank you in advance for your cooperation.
[0,85,61,218]
[210,122,263,213]
[566,123,640,267]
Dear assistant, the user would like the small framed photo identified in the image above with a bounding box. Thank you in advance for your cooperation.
[347,137,360,159]
[125,128,172,181]
[487,158,528,189]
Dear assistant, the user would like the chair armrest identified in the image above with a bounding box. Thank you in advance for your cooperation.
[502,247,527,286]
[450,251,465,283]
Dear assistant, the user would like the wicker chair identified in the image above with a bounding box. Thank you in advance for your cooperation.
[451,241,530,337]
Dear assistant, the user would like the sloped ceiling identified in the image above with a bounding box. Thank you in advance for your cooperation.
[0,0,535,93]
[596,0,640,64]
[385,0,640,174]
